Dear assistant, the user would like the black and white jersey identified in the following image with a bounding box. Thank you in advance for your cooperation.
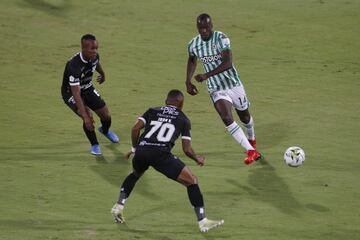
[61,52,99,94]
[137,106,192,153]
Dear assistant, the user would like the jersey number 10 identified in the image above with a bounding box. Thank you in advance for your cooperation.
[144,121,175,142]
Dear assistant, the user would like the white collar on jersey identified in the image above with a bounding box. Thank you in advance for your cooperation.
[167,105,178,109]
[79,52,88,63]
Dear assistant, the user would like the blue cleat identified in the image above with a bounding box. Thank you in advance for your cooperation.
[98,127,119,143]
[91,144,102,155]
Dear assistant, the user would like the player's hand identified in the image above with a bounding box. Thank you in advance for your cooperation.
[195,155,205,166]
[125,147,136,160]
[194,74,208,82]
[83,116,94,131]
[186,82,198,95]
[97,74,105,84]
[125,151,133,160]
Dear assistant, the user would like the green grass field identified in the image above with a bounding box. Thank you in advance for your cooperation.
[1,0,360,239]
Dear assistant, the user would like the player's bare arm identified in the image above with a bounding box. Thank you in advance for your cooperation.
[70,85,94,131]
[125,119,145,159]
[96,62,105,84]
[182,139,204,166]
[195,49,233,82]
[185,54,199,95]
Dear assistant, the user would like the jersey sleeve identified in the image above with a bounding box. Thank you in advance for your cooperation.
[138,108,151,125]
[187,39,196,57]
[218,32,231,52]
[67,62,82,87]
[96,54,100,66]
[181,117,192,140]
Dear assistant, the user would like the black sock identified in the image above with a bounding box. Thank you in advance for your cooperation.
[83,123,98,145]
[187,184,205,221]
[100,118,111,134]
[117,172,140,205]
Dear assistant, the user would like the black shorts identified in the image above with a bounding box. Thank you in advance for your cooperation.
[62,87,106,114]
[132,147,186,180]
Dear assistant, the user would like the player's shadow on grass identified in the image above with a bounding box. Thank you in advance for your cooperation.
[90,146,160,200]
[105,144,127,163]
[116,209,200,237]
[256,121,293,150]
[0,219,96,231]
[21,0,71,16]
[90,153,129,187]
[227,160,302,216]
[118,225,189,239]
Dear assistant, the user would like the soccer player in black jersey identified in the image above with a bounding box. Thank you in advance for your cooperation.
[111,90,223,232]
[61,34,119,155]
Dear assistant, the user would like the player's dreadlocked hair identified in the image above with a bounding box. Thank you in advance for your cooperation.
[81,34,96,41]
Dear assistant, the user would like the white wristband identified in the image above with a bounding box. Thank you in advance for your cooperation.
[131,147,136,153]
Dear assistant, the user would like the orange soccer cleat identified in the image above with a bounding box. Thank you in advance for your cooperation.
[244,150,261,165]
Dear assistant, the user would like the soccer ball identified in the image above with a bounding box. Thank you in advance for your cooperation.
[284,146,305,167]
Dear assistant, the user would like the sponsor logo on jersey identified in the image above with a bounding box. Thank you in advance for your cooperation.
[200,54,222,64]
[161,106,179,116]
[80,82,93,89]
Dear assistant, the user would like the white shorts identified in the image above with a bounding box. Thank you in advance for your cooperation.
[210,85,250,111]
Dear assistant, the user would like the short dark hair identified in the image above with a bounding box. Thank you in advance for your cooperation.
[197,13,211,23]
[167,89,184,99]
[81,34,96,41]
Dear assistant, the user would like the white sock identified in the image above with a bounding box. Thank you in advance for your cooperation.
[115,203,124,210]
[226,122,254,151]
[243,116,255,140]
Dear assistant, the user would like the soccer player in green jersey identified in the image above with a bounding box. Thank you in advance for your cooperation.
[185,13,261,165]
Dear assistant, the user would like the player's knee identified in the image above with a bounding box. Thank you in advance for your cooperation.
[240,115,250,124]
[181,175,198,187]
[132,170,143,179]
[100,114,111,122]
[237,109,251,124]
[188,175,198,185]
[221,115,233,126]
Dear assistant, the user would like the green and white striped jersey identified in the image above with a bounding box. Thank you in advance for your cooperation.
[187,31,242,93]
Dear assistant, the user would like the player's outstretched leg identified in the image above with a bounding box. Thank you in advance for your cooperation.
[177,166,224,232]
[111,171,141,223]
[226,121,261,164]
[82,123,102,155]
[95,106,119,143]
[187,184,224,232]
[214,99,260,164]
[98,125,119,143]
[236,109,256,149]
